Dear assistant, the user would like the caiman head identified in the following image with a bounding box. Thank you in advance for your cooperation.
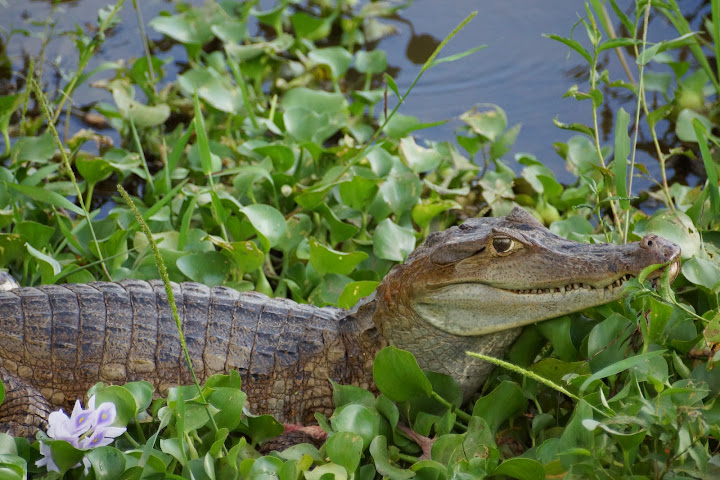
[371,207,681,394]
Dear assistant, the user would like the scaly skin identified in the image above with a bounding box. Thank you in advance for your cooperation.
[0,208,681,436]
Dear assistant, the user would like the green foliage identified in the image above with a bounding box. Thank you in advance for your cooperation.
[1,0,720,479]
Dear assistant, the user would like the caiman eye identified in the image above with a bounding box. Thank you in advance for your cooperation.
[492,237,513,253]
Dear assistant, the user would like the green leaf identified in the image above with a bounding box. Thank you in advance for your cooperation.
[5,183,84,215]
[493,458,546,480]
[177,251,230,287]
[613,107,630,209]
[327,432,364,474]
[26,243,61,277]
[309,47,353,79]
[179,67,242,113]
[460,105,507,141]
[373,346,432,402]
[676,109,711,142]
[682,257,720,290]
[399,137,442,173]
[10,131,56,164]
[240,204,287,251]
[472,381,528,433]
[338,281,379,309]
[309,238,368,276]
[76,156,115,186]
[692,118,720,215]
[47,439,85,474]
[110,80,170,127]
[331,404,386,450]
[369,436,414,480]
[544,34,593,63]
[86,446,126,480]
[580,350,666,393]
[208,387,247,431]
[373,219,415,262]
[355,50,387,74]
[412,199,458,229]
[428,45,487,68]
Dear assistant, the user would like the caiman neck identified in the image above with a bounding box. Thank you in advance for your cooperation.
[370,263,521,398]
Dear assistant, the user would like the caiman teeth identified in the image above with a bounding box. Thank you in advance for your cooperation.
[508,275,635,295]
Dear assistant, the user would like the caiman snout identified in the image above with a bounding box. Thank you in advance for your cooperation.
[638,234,681,282]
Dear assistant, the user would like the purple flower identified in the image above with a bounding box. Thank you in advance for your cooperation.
[36,395,127,473]
[35,442,60,473]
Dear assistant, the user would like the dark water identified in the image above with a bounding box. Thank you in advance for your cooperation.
[0,0,706,188]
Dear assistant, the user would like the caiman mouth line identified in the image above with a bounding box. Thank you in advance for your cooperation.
[506,261,680,295]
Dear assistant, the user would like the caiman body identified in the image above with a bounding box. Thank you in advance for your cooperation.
[0,208,680,436]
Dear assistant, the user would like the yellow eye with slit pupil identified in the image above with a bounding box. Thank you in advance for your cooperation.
[493,237,513,253]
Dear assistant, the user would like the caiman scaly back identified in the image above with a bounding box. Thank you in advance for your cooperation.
[0,208,681,436]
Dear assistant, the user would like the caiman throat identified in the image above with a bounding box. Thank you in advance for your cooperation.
[0,207,681,436]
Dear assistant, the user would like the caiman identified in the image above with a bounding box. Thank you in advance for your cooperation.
[0,207,681,437]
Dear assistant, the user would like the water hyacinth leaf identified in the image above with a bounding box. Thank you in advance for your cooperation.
[587,313,634,372]
[374,219,415,262]
[247,456,284,480]
[208,388,247,431]
[338,281,380,309]
[149,9,213,45]
[332,381,376,409]
[490,123,521,160]
[369,436,414,480]
[373,346,432,402]
[676,109,711,142]
[309,238,368,276]
[472,381,528,433]
[253,144,295,172]
[355,50,387,74]
[223,240,265,274]
[308,273,353,307]
[492,458,545,480]
[177,251,230,286]
[6,183,84,215]
[331,404,385,450]
[240,204,287,251]
[48,440,85,474]
[412,199,458,229]
[10,131,56,164]
[399,137,442,173]
[76,156,115,186]
[682,257,720,290]
[460,105,507,141]
[91,385,139,426]
[304,463,348,480]
[122,381,154,413]
[86,446,126,480]
[309,47,353,79]
[327,432,364,474]
[338,173,379,211]
[180,68,242,113]
[110,81,170,128]
[14,220,55,248]
[290,11,334,40]
[211,19,247,44]
[284,108,346,144]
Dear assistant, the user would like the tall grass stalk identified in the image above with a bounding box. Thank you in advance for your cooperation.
[30,78,112,280]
